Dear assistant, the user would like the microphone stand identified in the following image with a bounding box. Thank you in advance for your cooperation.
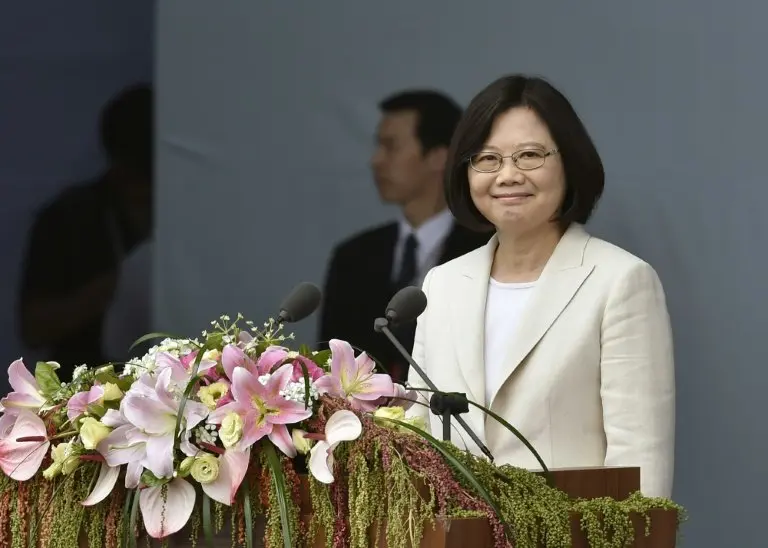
[374,317,494,462]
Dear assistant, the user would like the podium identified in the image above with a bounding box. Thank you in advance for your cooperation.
[146,466,678,547]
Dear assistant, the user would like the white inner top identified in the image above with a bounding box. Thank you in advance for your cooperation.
[483,277,536,405]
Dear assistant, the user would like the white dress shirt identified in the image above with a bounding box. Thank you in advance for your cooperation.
[392,208,453,286]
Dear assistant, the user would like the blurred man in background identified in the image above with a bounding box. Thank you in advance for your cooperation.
[319,90,490,383]
[18,83,153,380]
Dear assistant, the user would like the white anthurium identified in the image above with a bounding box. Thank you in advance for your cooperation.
[308,410,362,484]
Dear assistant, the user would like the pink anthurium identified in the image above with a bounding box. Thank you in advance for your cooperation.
[308,410,362,484]
[313,340,394,411]
[0,410,50,480]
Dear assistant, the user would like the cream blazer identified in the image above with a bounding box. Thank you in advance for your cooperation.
[407,224,675,498]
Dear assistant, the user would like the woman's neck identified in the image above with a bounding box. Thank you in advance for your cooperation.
[491,225,563,283]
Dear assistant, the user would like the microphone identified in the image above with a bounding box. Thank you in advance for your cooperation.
[384,286,427,326]
[276,282,322,324]
[374,287,494,462]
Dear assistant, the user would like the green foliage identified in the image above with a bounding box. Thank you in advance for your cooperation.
[34,362,61,399]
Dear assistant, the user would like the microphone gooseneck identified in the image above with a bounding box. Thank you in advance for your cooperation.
[375,286,495,462]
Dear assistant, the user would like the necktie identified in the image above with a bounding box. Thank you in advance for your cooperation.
[394,233,418,290]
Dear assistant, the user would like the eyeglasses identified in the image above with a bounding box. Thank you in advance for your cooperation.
[468,148,559,173]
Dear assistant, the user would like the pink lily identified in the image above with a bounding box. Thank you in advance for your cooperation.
[314,340,394,411]
[384,383,418,411]
[155,351,217,383]
[290,357,325,383]
[221,344,259,381]
[0,359,46,413]
[0,409,50,480]
[67,385,105,421]
[209,364,313,457]
[254,346,292,375]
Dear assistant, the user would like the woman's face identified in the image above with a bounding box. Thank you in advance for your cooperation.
[468,107,566,235]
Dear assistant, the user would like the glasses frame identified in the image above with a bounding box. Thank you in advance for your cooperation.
[468,148,559,173]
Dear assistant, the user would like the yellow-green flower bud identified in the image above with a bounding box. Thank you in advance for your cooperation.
[219,413,243,449]
[291,429,314,455]
[102,382,123,402]
[190,454,219,484]
[79,417,112,450]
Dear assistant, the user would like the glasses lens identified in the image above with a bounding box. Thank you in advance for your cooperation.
[515,150,546,170]
[470,153,501,172]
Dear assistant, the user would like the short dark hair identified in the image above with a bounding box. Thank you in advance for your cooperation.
[379,90,462,153]
[99,83,153,176]
[445,75,605,231]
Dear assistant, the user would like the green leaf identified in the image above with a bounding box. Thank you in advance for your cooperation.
[128,488,140,548]
[140,469,171,488]
[172,342,211,453]
[383,417,512,543]
[121,489,134,548]
[116,377,135,391]
[295,360,311,409]
[34,361,61,398]
[242,485,254,548]
[263,443,293,548]
[313,350,331,370]
[463,400,552,484]
[202,493,215,547]
[85,403,107,418]
[95,369,119,385]
[129,331,181,351]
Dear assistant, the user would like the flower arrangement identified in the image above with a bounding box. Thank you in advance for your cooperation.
[0,315,685,548]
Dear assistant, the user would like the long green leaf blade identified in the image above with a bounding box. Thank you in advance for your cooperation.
[121,489,134,548]
[129,332,183,351]
[463,400,552,483]
[128,489,140,548]
[242,485,254,548]
[202,493,215,546]
[263,443,293,548]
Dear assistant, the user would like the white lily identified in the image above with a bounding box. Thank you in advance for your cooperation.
[308,410,362,484]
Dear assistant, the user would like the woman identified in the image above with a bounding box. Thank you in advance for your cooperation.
[407,75,674,498]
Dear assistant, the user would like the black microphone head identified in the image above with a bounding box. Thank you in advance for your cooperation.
[278,282,322,323]
[385,286,427,324]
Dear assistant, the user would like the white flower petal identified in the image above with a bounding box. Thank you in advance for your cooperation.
[324,410,362,446]
[308,441,335,484]
[139,478,196,538]
[82,463,120,506]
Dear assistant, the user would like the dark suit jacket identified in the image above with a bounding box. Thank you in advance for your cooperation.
[318,220,491,383]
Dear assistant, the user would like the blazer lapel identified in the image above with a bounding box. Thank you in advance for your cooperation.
[487,225,595,409]
[450,236,497,408]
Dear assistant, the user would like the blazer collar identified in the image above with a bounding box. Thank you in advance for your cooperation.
[450,223,595,409]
